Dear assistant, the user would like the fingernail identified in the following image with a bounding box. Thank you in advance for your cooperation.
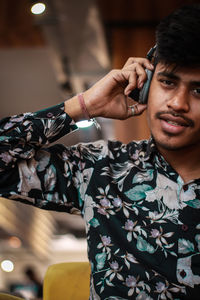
[138,81,143,89]
[125,89,131,96]
[149,64,154,69]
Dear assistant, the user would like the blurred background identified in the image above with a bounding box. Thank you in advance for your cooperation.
[0,0,199,298]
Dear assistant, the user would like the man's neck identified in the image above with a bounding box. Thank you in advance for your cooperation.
[157,144,200,183]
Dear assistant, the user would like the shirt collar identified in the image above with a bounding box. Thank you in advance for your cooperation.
[146,137,179,182]
[147,137,200,185]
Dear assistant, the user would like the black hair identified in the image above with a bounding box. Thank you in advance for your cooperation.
[155,4,200,68]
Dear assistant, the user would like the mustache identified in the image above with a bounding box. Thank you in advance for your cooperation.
[155,110,194,127]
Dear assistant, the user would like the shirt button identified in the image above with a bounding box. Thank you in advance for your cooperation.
[180,269,187,278]
[47,112,53,118]
[181,224,188,231]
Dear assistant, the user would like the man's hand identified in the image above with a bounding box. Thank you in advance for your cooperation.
[65,57,154,121]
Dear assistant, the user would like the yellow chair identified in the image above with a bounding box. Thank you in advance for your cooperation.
[43,262,90,300]
[0,294,24,300]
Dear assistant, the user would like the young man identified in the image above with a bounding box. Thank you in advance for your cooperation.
[1,4,200,299]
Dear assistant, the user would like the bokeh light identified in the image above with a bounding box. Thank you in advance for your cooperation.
[31,3,46,15]
[1,260,14,272]
[8,236,22,248]
[76,120,94,128]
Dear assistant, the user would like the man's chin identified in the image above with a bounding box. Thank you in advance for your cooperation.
[155,141,183,151]
[152,135,189,152]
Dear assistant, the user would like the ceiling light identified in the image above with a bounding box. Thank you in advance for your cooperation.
[1,260,14,272]
[8,236,22,248]
[31,2,46,15]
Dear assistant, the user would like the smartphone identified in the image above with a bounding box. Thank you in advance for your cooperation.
[129,45,156,104]
[128,68,153,104]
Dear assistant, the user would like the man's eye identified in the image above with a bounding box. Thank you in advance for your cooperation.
[193,88,200,95]
[160,79,174,86]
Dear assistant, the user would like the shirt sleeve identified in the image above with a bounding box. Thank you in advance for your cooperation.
[0,102,97,213]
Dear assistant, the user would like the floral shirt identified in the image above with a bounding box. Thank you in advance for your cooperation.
[0,103,200,300]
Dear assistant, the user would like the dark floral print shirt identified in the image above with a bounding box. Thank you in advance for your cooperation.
[1,103,200,300]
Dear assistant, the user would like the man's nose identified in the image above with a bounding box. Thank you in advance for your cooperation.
[166,87,190,112]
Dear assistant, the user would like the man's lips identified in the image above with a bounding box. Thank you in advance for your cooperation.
[160,115,189,127]
[154,111,194,135]
[156,111,194,128]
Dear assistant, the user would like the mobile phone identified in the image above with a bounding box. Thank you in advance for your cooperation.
[128,45,156,104]
[128,68,153,104]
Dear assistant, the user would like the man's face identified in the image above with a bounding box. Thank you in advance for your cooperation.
[147,63,200,152]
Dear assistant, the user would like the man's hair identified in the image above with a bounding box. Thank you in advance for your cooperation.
[156,4,200,68]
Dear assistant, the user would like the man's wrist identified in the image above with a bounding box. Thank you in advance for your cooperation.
[64,95,85,122]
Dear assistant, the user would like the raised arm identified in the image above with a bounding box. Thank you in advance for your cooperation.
[0,57,152,212]
[65,57,153,121]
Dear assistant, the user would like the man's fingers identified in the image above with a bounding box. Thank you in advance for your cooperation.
[123,70,137,95]
[123,59,154,95]
[111,57,154,99]
[123,63,147,95]
[123,57,154,70]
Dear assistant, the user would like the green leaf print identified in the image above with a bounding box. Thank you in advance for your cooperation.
[125,184,153,201]
[178,239,195,254]
[136,236,155,254]
[95,253,107,270]
[89,218,100,228]
[184,199,200,208]
[132,169,154,184]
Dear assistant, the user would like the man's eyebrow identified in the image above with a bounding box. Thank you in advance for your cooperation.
[157,71,200,85]
[156,71,179,80]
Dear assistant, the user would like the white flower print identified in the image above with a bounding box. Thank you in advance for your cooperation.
[120,252,139,269]
[97,235,113,255]
[124,275,145,297]
[112,197,136,218]
[155,281,168,295]
[101,161,135,191]
[150,228,160,238]
[150,227,175,257]
[78,140,110,163]
[136,291,153,300]
[84,195,97,233]
[148,211,164,222]
[180,183,197,203]
[147,208,181,225]
[74,167,93,199]
[132,169,154,184]
[17,158,41,195]
[123,219,141,242]
[155,280,186,298]
[97,235,113,260]
[97,197,115,218]
[112,197,122,208]
[131,148,149,168]
[4,122,14,130]
[125,275,138,296]
[96,185,115,218]
[145,173,187,210]
[104,261,123,283]
[42,117,66,140]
